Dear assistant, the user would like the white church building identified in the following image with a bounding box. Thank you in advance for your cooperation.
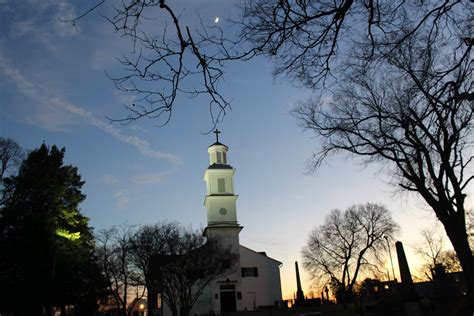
[191,131,283,313]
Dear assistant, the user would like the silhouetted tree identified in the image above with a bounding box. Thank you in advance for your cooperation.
[129,222,181,313]
[132,224,237,316]
[293,24,473,294]
[64,0,230,127]
[66,1,471,125]
[96,225,142,316]
[414,227,444,281]
[302,203,399,305]
[0,144,107,315]
[249,0,474,297]
[97,222,237,316]
[0,137,24,181]
[415,226,462,281]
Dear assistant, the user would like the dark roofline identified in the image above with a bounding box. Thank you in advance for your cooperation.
[208,141,228,148]
[207,163,233,169]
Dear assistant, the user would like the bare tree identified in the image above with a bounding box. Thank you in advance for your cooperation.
[96,225,142,316]
[233,1,473,91]
[64,0,230,127]
[414,227,444,280]
[415,226,462,281]
[141,226,237,316]
[302,203,399,305]
[128,222,181,313]
[0,137,25,181]
[293,17,473,293]
[66,1,472,125]
[96,222,236,316]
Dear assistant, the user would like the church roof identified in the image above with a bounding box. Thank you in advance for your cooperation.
[239,245,282,265]
[208,141,228,148]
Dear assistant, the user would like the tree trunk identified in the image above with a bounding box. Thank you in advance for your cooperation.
[123,282,129,316]
[170,304,178,316]
[180,306,191,316]
[147,283,155,313]
[441,212,474,304]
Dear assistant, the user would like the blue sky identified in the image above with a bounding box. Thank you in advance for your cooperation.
[1,0,470,299]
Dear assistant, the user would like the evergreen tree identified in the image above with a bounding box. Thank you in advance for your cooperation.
[0,143,107,315]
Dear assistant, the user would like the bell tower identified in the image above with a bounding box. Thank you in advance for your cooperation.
[203,130,242,242]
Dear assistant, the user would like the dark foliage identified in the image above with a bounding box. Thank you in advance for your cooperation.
[0,144,108,315]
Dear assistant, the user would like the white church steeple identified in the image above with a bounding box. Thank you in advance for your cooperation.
[203,130,242,237]
[191,131,282,315]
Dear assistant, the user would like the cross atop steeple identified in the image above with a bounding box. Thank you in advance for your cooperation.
[213,129,221,143]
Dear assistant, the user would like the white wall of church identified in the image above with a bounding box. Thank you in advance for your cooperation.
[239,246,282,310]
[191,266,244,315]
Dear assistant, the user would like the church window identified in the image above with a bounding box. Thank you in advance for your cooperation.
[241,267,258,277]
[219,208,227,215]
[216,152,222,163]
[223,152,227,164]
[217,178,225,192]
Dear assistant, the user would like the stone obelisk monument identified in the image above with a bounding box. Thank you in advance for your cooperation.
[396,241,421,316]
[295,261,305,305]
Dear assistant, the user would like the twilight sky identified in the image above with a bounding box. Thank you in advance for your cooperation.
[1,0,471,299]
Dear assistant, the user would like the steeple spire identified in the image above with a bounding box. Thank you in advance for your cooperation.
[207,129,229,165]
[213,129,221,143]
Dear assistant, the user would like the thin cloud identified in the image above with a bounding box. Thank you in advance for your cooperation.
[131,171,172,185]
[101,175,119,185]
[114,190,129,208]
[53,0,79,38]
[5,0,79,53]
[51,98,182,164]
[0,52,182,165]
